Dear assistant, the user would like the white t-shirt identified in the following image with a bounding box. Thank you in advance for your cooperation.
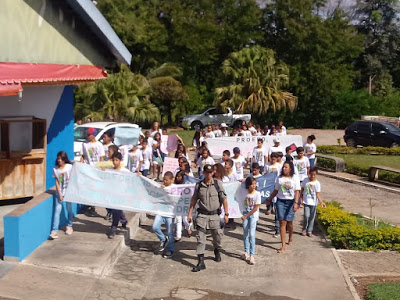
[214,129,222,137]
[146,137,154,148]
[225,171,238,182]
[53,164,73,196]
[141,147,153,170]
[82,141,105,165]
[264,162,282,175]
[196,156,215,175]
[243,130,252,137]
[268,145,284,156]
[248,126,257,134]
[150,129,162,137]
[103,142,114,161]
[252,147,268,167]
[205,131,215,138]
[301,178,321,206]
[119,145,132,167]
[221,130,229,137]
[109,167,130,173]
[275,176,301,200]
[232,156,247,180]
[127,150,143,173]
[276,131,286,136]
[244,191,262,221]
[294,157,310,181]
[304,143,317,159]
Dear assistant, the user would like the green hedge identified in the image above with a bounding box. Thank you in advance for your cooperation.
[345,164,400,184]
[318,145,400,156]
[317,202,400,251]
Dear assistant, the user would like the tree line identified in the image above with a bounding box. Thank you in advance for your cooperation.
[74,0,400,129]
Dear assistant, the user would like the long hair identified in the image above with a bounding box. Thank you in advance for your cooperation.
[213,163,226,180]
[55,151,71,166]
[280,161,295,177]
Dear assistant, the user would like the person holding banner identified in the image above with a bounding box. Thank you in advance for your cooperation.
[266,161,300,253]
[174,171,193,241]
[188,164,229,272]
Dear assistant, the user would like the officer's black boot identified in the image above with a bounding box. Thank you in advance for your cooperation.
[192,254,206,272]
[214,248,221,262]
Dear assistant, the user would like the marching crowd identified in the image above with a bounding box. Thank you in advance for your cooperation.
[50,120,325,271]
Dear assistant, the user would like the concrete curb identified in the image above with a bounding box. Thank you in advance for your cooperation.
[319,171,400,195]
[315,220,361,300]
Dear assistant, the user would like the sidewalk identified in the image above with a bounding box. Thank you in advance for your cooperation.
[0,207,353,300]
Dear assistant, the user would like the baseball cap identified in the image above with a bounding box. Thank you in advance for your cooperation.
[220,123,228,128]
[273,137,280,143]
[233,147,240,154]
[203,164,214,173]
[87,128,97,136]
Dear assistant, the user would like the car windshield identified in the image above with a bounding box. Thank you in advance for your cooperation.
[74,127,102,142]
[385,123,400,133]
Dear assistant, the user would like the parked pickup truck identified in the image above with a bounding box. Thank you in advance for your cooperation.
[179,107,251,130]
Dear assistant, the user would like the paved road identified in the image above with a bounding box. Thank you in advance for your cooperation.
[318,175,400,226]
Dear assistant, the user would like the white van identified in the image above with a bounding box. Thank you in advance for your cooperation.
[73,122,143,161]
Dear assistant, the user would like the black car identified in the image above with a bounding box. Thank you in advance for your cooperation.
[344,121,400,148]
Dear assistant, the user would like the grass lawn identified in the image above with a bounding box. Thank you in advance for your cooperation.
[367,282,400,300]
[331,154,400,170]
[168,129,195,148]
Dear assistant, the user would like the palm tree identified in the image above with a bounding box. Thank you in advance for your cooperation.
[74,65,160,123]
[148,63,189,125]
[214,46,297,115]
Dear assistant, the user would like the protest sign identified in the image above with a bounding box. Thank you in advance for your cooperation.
[162,157,179,176]
[161,134,178,154]
[207,135,303,159]
[64,163,277,218]
[254,172,277,203]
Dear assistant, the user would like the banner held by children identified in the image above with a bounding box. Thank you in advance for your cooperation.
[64,163,280,218]
[207,135,303,159]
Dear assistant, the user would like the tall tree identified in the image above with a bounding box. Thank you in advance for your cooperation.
[214,46,297,115]
[263,0,363,128]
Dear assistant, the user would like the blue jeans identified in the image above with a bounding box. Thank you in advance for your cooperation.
[243,214,257,256]
[303,204,317,233]
[52,197,73,231]
[152,215,174,252]
[309,158,315,168]
[111,210,127,234]
[142,169,149,177]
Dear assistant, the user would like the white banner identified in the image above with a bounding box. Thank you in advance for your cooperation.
[207,135,303,158]
[63,163,260,218]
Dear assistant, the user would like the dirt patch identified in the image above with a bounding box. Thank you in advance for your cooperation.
[353,276,400,300]
[287,129,344,146]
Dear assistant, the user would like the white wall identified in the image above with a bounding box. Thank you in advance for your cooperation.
[0,86,64,131]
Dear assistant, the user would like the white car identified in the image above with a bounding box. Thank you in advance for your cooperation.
[73,122,143,161]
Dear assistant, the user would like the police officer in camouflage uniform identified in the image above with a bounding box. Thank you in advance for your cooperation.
[187,164,229,272]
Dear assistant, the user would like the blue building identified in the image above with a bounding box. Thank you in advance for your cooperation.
[0,0,131,261]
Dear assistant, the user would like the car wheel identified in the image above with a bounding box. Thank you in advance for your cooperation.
[346,138,356,147]
[191,121,203,131]
[391,142,399,148]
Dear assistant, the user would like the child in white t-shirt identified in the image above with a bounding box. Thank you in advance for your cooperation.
[140,139,153,177]
[81,128,105,165]
[102,131,114,161]
[232,147,248,181]
[268,138,284,162]
[127,144,143,173]
[304,135,317,167]
[294,147,310,183]
[224,159,238,182]
[300,167,325,237]
[249,163,262,179]
[196,150,215,177]
[49,151,74,240]
[252,138,268,172]
[241,177,261,265]
[205,125,216,138]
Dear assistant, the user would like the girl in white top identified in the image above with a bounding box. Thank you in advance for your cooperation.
[213,163,228,182]
[50,151,74,240]
[266,161,300,253]
[140,139,153,177]
[205,125,216,138]
[196,150,215,177]
[213,124,222,137]
[220,124,229,137]
[268,138,284,162]
[304,135,317,168]
[242,124,252,137]
[150,122,163,137]
[127,144,143,173]
[174,172,193,241]
[241,177,261,265]
[300,168,325,237]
